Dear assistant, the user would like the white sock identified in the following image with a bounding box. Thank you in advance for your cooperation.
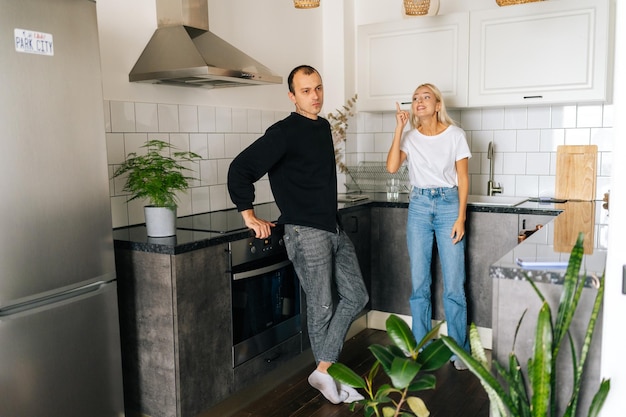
[339,383,365,403]
[308,370,348,404]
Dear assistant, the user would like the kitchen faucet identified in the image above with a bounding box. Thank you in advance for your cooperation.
[487,141,503,196]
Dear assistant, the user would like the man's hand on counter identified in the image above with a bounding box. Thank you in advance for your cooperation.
[241,209,275,239]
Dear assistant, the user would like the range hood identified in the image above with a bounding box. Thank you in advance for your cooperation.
[129,0,282,88]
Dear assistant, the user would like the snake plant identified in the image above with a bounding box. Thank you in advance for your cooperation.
[329,315,452,417]
[442,232,610,417]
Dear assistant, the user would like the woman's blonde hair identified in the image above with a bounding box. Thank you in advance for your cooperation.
[409,83,457,129]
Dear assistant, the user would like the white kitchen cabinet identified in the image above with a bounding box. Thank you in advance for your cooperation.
[357,12,469,111]
[468,0,611,107]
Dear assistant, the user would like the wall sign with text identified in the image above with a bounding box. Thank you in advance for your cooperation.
[14,28,54,56]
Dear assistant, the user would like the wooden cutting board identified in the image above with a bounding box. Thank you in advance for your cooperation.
[554,201,595,254]
[555,145,597,201]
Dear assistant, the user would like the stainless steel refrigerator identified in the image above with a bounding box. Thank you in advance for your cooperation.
[0,0,124,416]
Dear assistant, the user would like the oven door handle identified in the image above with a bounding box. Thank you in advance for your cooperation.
[232,259,293,281]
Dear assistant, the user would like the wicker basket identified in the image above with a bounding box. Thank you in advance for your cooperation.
[293,0,320,9]
[403,0,430,16]
[496,0,543,6]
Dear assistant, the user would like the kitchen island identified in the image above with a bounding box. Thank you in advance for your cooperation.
[489,205,606,417]
[112,195,607,417]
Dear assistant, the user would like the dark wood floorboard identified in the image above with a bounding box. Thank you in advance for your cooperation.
[226,329,488,417]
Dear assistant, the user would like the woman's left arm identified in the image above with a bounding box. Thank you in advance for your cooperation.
[451,157,469,244]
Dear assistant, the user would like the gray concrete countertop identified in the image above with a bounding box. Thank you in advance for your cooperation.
[112,193,585,256]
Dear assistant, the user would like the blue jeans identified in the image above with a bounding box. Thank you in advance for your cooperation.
[407,187,469,352]
[283,224,369,364]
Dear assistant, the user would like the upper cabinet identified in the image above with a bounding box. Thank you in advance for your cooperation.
[357,13,469,111]
[356,0,612,110]
[468,0,611,107]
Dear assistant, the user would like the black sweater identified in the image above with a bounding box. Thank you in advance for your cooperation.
[227,112,339,233]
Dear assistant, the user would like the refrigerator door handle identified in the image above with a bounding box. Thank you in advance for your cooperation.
[0,280,109,318]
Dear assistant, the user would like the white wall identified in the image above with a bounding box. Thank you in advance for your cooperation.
[600,0,626,414]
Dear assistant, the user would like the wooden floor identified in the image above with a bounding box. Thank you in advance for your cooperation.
[220,329,489,417]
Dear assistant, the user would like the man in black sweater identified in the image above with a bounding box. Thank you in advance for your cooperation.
[228,65,368,404]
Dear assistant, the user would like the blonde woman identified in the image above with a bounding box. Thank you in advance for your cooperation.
[387,83,471,370]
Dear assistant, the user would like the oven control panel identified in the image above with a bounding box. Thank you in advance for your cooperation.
[229,224,287,267]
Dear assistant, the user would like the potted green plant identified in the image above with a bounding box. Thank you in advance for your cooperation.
[112,139,201,237]
[328,316,452,417]
[441,233,610,417]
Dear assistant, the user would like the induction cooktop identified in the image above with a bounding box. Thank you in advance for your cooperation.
[176,202,281,233]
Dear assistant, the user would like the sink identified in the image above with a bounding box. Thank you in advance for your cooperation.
[467,195,528,207]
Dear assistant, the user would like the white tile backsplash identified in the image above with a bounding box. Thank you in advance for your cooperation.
[539,128,565,152]
[493,130,516,152]
[564,127,591,145]
[191,186,211,213]
[134,102,158,133]
[170,133,190,153]
[190,133,209,159]
[527,106,551,129]
[482,108,505,130]
[157,104,179,132]
[110,101,136,132]
[179,105,199,133]
[526,152,550,175]
[460,108,482,130]
[503,153,526,175]
[107,101,614,228]
[516,130,541,152]
[504,107,528,130]
[106,133,125,165]
[232,108,248,133]
[215,107,233,132]
[345,103,613,199]
[577,104,603,128]
[198,106,216,132]
[551,105,577,128]
[207,133,225,159]
[224,133,241,158]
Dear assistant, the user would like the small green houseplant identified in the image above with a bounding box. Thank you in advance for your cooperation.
[112,139,200,237]
[441,233,610,417]
[329,316,451,417]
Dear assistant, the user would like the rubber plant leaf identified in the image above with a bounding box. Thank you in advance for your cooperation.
[327,362,366,389]
[368,343,396,374]
[416,320,446,352]
[416,339,451,372]
[407,396,431,417]
[388,356,421,389]
[407,373,436,392]
[386,314,417,355]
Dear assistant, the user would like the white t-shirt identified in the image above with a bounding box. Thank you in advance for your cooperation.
[400,125,472,189]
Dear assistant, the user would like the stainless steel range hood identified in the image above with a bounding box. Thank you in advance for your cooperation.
[129,0,282,88]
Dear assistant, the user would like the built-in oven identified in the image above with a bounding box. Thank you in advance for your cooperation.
[229,224,302,367]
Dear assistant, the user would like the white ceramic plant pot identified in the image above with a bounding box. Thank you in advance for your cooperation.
[144,206,177,237]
